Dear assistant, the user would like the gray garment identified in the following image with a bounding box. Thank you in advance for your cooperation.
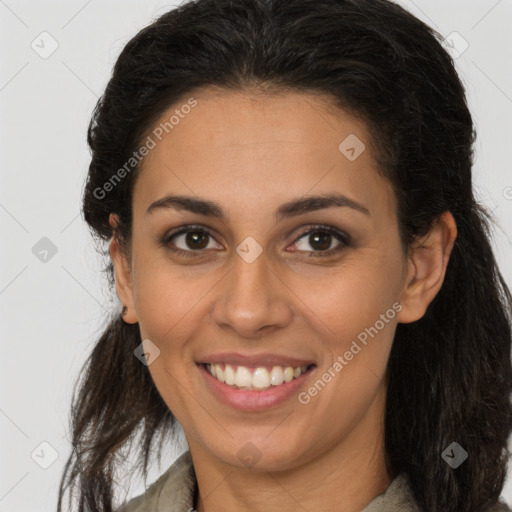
[117,450,510,512]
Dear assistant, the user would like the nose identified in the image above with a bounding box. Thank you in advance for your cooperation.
[211,249,294,339]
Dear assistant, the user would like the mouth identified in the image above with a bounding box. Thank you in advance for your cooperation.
[196,361,317,411]
[197,362,317,391]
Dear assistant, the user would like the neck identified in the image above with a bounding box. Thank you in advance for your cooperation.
[191,384,392,512]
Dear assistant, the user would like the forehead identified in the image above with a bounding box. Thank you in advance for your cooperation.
[147,87,371,154]
[132,88,396,222]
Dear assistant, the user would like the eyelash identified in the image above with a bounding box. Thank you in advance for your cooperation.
[160,224,351,259]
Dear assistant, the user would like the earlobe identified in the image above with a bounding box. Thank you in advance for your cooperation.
[109,213,138,324]
[397,211,457,324]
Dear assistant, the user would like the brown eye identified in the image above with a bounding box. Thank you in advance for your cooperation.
[161,224,351,259]
[182,231,209,250]
[161,225,221,258]
[290,225,351,257]
[305,231,332,251]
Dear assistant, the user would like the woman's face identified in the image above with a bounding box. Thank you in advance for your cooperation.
[112,89,419,471]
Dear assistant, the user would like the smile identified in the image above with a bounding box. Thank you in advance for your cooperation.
[197,362,317,411]
[204,363,313,391]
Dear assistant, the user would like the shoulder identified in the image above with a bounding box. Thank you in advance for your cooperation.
[115,457,511,512]
[116,450,196,512]
[363,473,512,512]
[362,473,421,511]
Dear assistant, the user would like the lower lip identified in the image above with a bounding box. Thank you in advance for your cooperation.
[197,363,316,412]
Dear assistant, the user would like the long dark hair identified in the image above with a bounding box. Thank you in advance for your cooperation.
[57,0,512,510]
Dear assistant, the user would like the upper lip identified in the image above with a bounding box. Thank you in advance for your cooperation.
[196,352,316,368]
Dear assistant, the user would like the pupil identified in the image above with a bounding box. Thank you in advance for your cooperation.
[187,231,208,249]
[310,232,331,251]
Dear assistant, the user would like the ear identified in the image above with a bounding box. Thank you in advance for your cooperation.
[397,211,457,324]
[109,213,138,324]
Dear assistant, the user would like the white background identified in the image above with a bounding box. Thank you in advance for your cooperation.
[1,0,511,510]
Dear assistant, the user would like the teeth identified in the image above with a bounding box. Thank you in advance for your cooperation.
[206,363,309,391]
[234,366,252,388]
[252,368,270,389]
[225,365,236,385]
[270,366,284,386]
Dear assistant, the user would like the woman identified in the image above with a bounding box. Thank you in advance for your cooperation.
[57,0,512,510]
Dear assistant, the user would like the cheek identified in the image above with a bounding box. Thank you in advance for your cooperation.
[297,254,401,398]
[130,249,199,342]
[131,254,226,375]
[299,257,400,336]
[299,266,398,436]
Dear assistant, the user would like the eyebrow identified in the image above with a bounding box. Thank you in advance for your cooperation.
[146,193,370,221]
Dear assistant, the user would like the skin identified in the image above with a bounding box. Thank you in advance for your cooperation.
[109,88,457,512]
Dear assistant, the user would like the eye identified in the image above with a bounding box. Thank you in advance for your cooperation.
[161,225,221,258]
[289,225,351,257]
[160,224,351,258]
